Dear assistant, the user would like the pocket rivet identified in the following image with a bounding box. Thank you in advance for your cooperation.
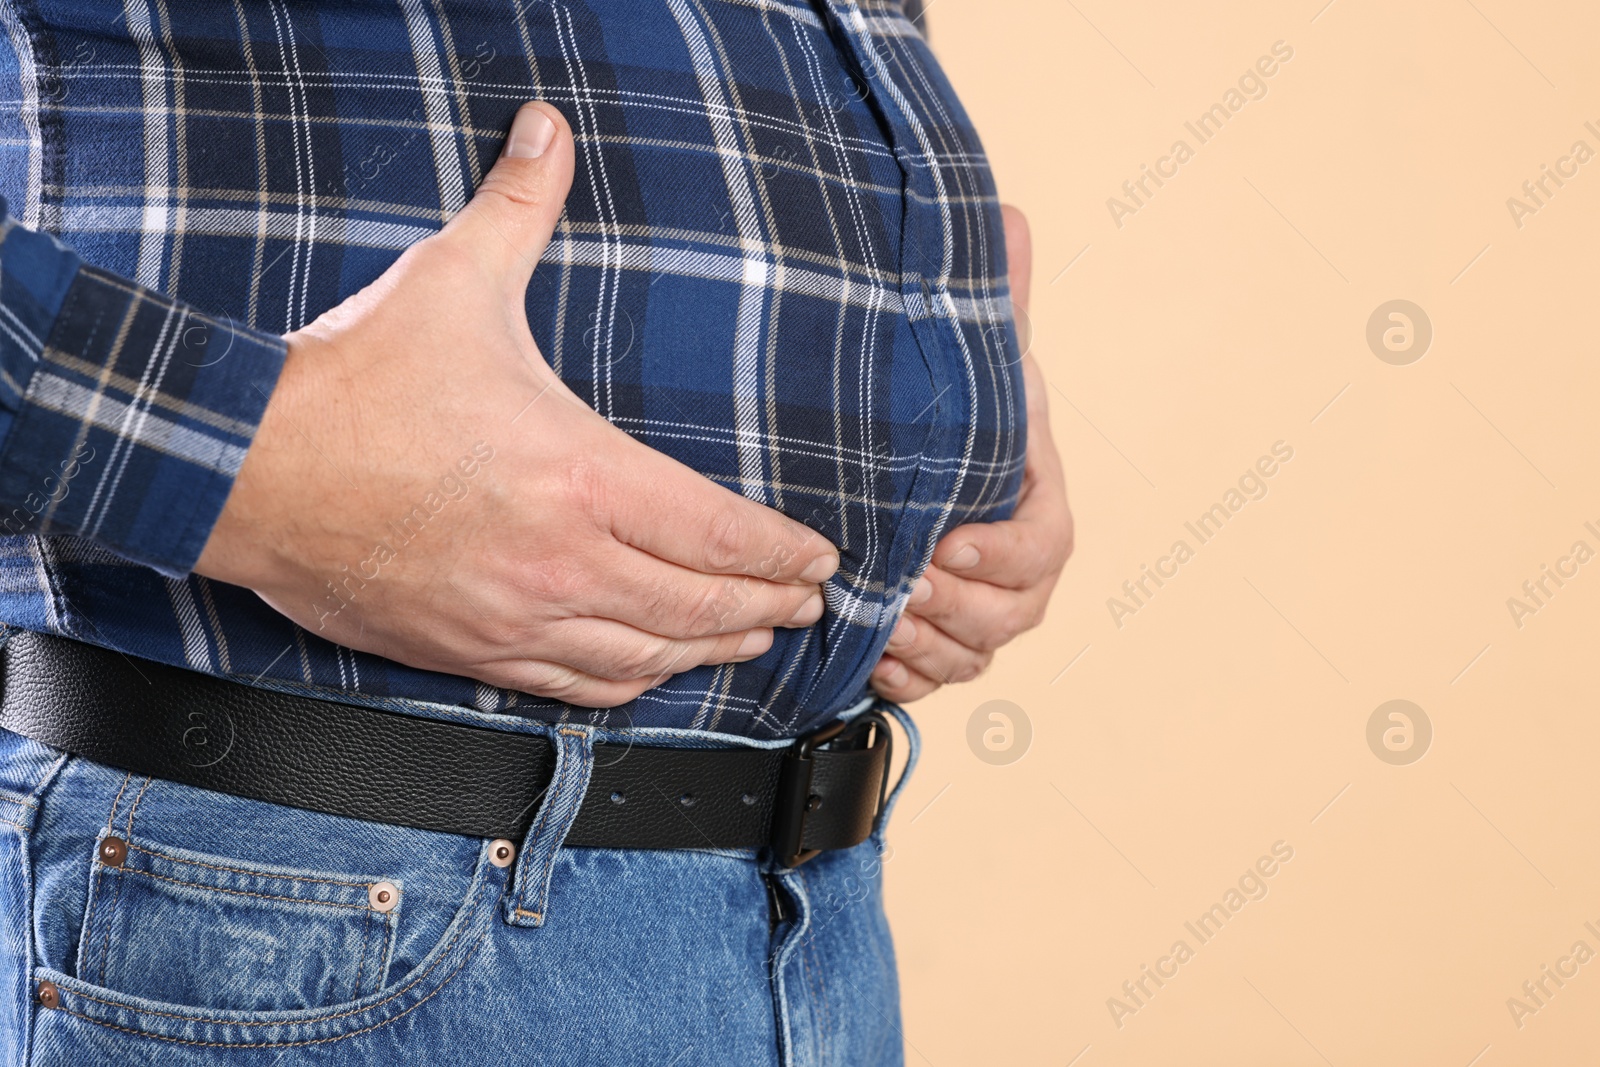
[98,836,127,867]
[368,881,399,913]
[488,838,517,868]
[36,980,60,1009]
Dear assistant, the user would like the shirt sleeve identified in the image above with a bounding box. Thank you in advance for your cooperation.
[0,196,288,578]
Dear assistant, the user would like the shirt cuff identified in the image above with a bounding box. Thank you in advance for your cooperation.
[0,206,288,578]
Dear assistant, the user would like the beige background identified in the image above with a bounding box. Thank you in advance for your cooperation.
[886,2,1600,1063]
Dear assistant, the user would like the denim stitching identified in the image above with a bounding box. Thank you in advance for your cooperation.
[351,907,373,999]
[798,940,825,1063]
[513,769,562,918]
[93,774,137,984]
[795,865,834,1062]
[102,866,379,911]
[121,776,154,837]
[51,848,502,1030]
[374,902,399,992]
[353,904,400,998]
[512,727,592,923]
[54,930,486,1050]
[124,843,376,889]
[104,772,133,831]
[511,730,579,919]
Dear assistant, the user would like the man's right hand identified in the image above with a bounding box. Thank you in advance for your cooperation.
[195,102,838,707]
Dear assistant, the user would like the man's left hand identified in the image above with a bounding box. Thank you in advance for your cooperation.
[870,205,1074,702]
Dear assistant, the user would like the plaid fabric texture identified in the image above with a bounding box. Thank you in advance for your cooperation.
[0,0,1023,739]
[0,223,286,576]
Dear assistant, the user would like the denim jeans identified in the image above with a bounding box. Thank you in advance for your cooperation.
[0,704,918,1065]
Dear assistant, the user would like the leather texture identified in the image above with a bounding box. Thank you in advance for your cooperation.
[0,633,889,853]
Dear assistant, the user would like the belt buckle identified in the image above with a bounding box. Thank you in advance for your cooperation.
[771,712,890,868]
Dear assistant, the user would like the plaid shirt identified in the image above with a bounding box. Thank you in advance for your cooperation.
[0,0,1023,739]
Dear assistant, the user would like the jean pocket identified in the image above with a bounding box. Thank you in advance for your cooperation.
[74,829,400,1012]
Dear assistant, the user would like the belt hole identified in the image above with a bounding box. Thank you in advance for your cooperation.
[610,791,626,805]
[678,793,696,807]
[741,793,757,806]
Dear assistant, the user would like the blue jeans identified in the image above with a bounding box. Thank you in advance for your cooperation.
[0,707,918,1065]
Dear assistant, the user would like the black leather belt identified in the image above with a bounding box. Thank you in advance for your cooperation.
[0,632,891,866]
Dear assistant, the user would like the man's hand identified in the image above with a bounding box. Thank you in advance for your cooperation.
[197,103,839,708]
[871,205,1073,702]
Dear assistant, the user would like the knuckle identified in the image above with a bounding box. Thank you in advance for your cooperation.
[874,670,910,695]
[627,577,681,632]
[954,653,993,683]
[1049,527,1075,572]
[917,590,957,624]
[701,508,751,572]
[561,457,609,524]
[513,660,567,696]
[973,632,1006,653]
[471,173,546,212]
[515,557,586,607]
[605,645,652,681]
[686,576,747,635]
[979,606,1034,651]
[617,635,683,679]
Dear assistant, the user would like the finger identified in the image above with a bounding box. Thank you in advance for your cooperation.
[587,546,824,637]
[532,617,773,682]
[908,565,1047,651]
[443,102,575,292]
[483,659,664,709]
[607,444,840,585]
[934,364,1072,590]
[1021,351,1053,426]
[884,612,994,683]
[931,507,1069,592]
[869,655,943,703]
[1001,204,1032,316]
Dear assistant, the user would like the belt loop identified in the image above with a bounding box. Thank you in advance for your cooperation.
[874,704,920,838]
[504,724,593,928]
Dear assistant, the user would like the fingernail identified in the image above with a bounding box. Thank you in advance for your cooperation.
[736,629,770,659]
[909,576,934,606]
[505,106,556,159]
[890,617,917,647]
[799,553,839,584]
[787,592,824,627]
[946,544,980,570]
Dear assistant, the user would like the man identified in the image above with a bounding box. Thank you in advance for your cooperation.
[0,2,1068,1063]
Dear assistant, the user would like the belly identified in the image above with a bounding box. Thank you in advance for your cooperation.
[0,0,1023,736]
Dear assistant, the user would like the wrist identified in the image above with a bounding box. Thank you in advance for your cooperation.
[194,333,317,588]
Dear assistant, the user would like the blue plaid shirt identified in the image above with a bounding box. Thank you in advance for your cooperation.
[0,0,1023,739]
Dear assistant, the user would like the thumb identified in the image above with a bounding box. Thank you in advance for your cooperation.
[443,102,575,291]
